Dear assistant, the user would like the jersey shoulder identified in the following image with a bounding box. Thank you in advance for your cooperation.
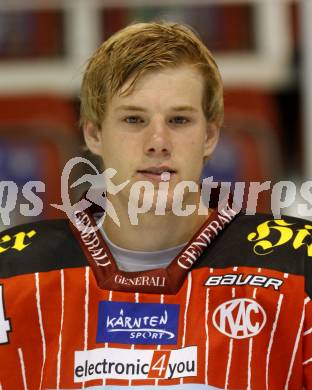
[200,212,311,276]
[0,218,87,278]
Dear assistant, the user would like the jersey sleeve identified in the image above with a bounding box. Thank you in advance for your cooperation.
[304,252,312,388]
[304,298,312,388]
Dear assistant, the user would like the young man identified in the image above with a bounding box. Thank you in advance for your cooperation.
[0,21,312,389]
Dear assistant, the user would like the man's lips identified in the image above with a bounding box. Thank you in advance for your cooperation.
[136,167,176,181]
[137,166,176,174]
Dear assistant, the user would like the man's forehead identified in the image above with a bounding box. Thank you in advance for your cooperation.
[108,67,204,111]
[118,65,202,92]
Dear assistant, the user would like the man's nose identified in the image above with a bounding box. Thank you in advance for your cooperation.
[143,118,173,157]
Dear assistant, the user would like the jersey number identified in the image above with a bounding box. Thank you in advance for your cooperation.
[0,285,11,344]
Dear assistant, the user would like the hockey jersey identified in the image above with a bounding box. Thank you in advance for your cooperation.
[1,202,312,389]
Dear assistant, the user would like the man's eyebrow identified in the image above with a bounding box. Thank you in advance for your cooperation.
[170,105,198,112]
[114,105,147,112]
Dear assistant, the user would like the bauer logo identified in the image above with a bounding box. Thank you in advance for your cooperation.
[96,301,180,345]
[212,298,266,339]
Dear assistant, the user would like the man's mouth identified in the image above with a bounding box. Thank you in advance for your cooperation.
[137,166,176,181]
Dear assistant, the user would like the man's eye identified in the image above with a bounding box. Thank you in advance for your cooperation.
[170,116,189,124]
[124,116,144,124]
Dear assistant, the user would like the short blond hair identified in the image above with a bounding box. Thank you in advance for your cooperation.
[80,21,224,129]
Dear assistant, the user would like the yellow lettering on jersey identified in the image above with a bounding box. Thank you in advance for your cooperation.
[293,225,312,257]
[11,230,37,251]
[247,219,294,255]
[0,230,37,253]
[0,235,11,254]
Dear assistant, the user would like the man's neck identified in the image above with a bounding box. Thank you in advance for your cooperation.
[103,195,210,251]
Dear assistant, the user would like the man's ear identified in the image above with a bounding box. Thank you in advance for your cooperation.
[204,123,220,159]
[83,121,103,156]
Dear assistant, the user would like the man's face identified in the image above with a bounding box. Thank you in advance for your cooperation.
[85,65,219,211]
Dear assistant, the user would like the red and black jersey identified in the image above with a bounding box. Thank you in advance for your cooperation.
[0,204,312,389]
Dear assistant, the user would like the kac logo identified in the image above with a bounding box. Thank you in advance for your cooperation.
[96,301,180,345]
[212,298,266,339]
